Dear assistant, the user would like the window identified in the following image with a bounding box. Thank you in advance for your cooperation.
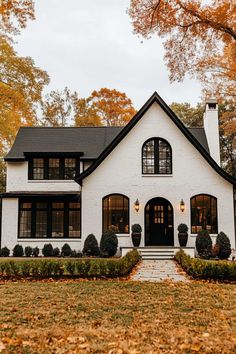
[49,159,60,179]
[52,202,64,237]
[65,158,76,179]
[33,158,44,179]
[35,202,47,237]
[19,202,32,237]
[103,194,129,234]
[18,198,81,238]
[142,138,172,174]
[29,157,79,180]
[191,194,218,234]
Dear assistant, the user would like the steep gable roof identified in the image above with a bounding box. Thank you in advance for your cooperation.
[75,92,236,186]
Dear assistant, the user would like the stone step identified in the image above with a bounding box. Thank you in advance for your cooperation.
[141,254,174,260]
[138,247,176,260]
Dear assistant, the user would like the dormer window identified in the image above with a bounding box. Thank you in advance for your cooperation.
[208,103,216,110]
[142,138,172,174]
[29,157,80,180]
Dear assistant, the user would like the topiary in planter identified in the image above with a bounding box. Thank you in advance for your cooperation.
[53,247,60,257]
[100,230,118,258]
[0,247,10,257]
[195,230,212,259]
[13,244,24,257]
[216,232,231,259]
[83,234,100,257]
[42,243,53,257]
[24,246,32,257]
[61,243,71,257]
[177,223,188,247]
[32,247,39,257]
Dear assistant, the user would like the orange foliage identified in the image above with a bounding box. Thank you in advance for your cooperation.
[0,0,34,35]
[73,88,136,127]
[129,1,236,99]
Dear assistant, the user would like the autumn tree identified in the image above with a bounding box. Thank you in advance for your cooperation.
[219,105,236,178]
[41,87,73,127]
[129,1,236,99]
[74,88,136,127]
[73,97,102,127]
[0,0,35,36]
[170,102,204,127]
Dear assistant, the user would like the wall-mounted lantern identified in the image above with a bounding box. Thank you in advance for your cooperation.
[180,199,185,212]
[134,199,140,212]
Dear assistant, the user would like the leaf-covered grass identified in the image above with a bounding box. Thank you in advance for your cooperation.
[0,280,235,353]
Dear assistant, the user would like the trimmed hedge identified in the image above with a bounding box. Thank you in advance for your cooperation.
[0,249,140,279]
[175,250,236,281]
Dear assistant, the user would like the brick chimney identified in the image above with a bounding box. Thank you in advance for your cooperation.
[203,99,220,165]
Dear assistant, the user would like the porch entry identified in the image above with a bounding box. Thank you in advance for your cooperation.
[145,197,174,246]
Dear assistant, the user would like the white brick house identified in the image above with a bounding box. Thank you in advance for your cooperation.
[0,92,235,254]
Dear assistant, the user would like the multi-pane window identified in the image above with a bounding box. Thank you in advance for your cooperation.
[33,158,44,179]
[35,202,47,237]
[191,195,218,234]
[19,199,81,238]
[142,138,172,174]
[19,202,32,237]
[65,158,76,179]
[69,202,81,237]
[49,159,60,179]
[52,202,64,238]
[103,194,129,234]
[29,157,79,180]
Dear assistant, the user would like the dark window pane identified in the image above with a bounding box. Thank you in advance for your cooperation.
[19,210,31,237]
[103,195,129,233]
[49,158,60,179]
[69,210,80,237]
[69,202,80,209]
[36,211,47,237]
[33,158,44,180]
[191,195,217,234]
[52,202,64,209]
[52,210,64,237]
[64,158,76,179]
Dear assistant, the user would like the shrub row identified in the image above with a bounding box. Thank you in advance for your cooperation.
[0,244,82,258]
[175,250,236,280]
[0,249,140,279]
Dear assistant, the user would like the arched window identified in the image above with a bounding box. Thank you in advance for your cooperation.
[103,194,129,234]
[191,194,218,234]
[142,138,172,174]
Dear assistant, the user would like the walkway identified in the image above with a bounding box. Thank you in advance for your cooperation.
[131,259,189,282]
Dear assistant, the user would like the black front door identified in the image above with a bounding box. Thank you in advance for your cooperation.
[145,197,174,246]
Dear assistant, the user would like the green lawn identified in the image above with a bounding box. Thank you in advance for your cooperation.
[0,280,235,353]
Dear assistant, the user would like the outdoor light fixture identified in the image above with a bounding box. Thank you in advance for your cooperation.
[134,199,140,212]
[180,199,185,212]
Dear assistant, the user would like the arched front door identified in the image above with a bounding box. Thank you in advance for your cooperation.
[145,197,174,246]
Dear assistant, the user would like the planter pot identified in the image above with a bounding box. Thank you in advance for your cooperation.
[178,232,188,247]
[132,232,141,247]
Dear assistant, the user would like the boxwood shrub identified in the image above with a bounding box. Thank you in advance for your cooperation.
[13,244,24,257]
[175,250,236,280]
[0,247,10,257]
[216,232,231,260]
[100,230,118,257]
[0,249,140,279]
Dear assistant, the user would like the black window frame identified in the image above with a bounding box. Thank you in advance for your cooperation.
[18,197,81,239]
[142,137,172,175]
[28,157,80,180]
[102,193,130,234]
[190,194,218,234]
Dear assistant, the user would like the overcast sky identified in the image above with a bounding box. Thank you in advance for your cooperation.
[15,0,203,110]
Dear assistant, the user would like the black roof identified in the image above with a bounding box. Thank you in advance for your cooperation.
[5,126,124,160]
[5,125,209,161]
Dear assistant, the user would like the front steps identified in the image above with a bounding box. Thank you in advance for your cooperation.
[138,247,175,260]
[121,246,195,259]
